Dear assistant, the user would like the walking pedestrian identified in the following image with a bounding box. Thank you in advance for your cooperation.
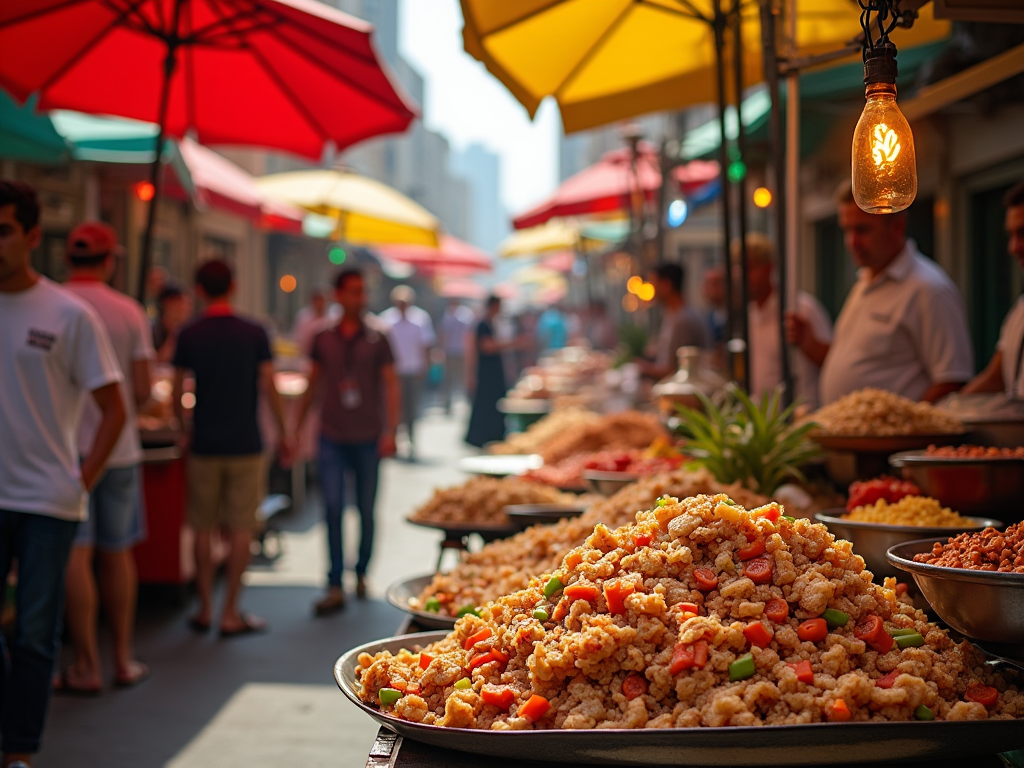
[172,259,291,638]
[151,281,191,364]
[439,299,474,413]
[379,285,434,460]
[297,269,399,614]
[0,181,126,767]
[58,222,154,695]
[466,295,515,448]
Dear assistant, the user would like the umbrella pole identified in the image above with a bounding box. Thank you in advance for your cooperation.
[759,0,795,408]
[731,2,751,393]
[712,1,737,381]
[136,17,180,301]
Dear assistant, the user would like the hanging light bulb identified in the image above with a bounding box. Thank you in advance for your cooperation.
[852,43,916,214]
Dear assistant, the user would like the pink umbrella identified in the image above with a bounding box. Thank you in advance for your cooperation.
[375,234,492,274]
[512,143,718,230]
[540,250,575,274]
[437,278,487,301]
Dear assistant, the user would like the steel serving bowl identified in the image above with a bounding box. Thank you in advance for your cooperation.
[887,538,1024,645]
[582,469,639,497]
[815,510,1002,581]
[504,503,587,530]
[889,450,1024,520]
[384,574,457,631]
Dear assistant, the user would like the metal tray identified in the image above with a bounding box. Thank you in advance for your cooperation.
[405,517,519,540]
[458,454,543,477]
[504,503,587,529]
[335,632,1024,766]
[810,433,966,453]
[889,450,1024,519]
[384,575,456,631]
[815,509,1002,581]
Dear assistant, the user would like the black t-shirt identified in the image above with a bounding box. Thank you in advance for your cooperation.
[173,314,272,456]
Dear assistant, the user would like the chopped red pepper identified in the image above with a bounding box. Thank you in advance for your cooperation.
[519,694,550,722]
[551,597,570,622]
[743,558,773,585]
[467,648,508,671]
[564,583,600,603]
[694,568,719,591]
[622,672,648,700]
[406,682,421,695]
[828,699,852,722]
[854,615,894,654]
[419,653,433,670]
[874,670,899,689]
[788,659,814,684]
[764,598,789,623]
[760,506,781,522]
[797,618,828,643]
[965,683,999,708]
[737,540,766,560]
[669,639,709,674]
[464,627,493,650]
[633,532,653,548]
[603,580,635,615]
[481,687,515,710]
[693,639,709,668]
[895,582,909,597]
[743,621,773,648]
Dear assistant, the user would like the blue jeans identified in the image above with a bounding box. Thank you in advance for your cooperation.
[317,437,379,585]
[0,510,78,754]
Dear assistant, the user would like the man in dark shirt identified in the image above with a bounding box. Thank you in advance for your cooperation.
[296,268,398,615]
[172,260,290,637]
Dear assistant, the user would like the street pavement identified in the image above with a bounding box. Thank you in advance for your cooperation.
[39,404,475,768]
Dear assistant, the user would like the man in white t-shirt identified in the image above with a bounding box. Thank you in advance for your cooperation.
[963,180,1024,398]
[787,183,973,404]
[439,299,474,413]
[0,181,125,767]
[59,222,154,695]
[737,233,833,410]
[379,285,435,460]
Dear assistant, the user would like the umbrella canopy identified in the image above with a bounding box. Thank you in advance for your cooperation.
[256,169,441,247]
[513,144,718,230]
[0,0,416,159]
[540,250,576,274]
[437,278,487,301]
[461,0,949,133]
[374,235,492,273]
[499,219,578,258]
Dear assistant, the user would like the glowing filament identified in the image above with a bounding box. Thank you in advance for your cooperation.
[871,123,901,166]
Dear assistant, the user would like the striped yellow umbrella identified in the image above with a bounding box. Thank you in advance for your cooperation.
[461,0,949,133]
[498,219,579,257]
[256,169,440,247]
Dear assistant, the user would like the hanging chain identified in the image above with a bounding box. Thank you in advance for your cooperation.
[857,0,905,56]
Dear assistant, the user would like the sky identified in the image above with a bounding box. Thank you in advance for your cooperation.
[397,0,560,217]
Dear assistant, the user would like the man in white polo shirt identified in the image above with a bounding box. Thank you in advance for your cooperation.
[0,181,125,767]
[787,183,973,404]
[963,180,1024,398]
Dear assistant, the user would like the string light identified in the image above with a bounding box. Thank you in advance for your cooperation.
[279,274,297,292]
[637,282,655,302]
[328,247,346,265]
[626,276,643,294]
[621,294,640,312]
[753,187,772,208]
[851,2,916,214]
[135,181,155,201]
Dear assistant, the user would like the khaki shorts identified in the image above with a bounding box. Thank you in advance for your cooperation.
[187,454,264,532]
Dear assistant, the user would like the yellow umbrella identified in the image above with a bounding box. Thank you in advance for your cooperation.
[512,265,563,285]
[498,219,578,257]
[461,1,949,133]
[255,169,440,247]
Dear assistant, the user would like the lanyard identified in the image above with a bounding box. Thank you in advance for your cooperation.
[336,324,362,379]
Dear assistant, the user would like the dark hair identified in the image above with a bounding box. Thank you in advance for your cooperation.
[0,180,41,232]
[654,262,685,295]
[68,253,109,268]
[157,282,185,305]
[1005,180,1024,208]
[334,268,363,290]
[486,295,501,310]
[195,259,233,298]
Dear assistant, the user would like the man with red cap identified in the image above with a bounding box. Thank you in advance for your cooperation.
[0,181,125,768]
[57,222,154,694]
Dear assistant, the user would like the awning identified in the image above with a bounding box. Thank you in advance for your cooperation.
[0,90,69,164]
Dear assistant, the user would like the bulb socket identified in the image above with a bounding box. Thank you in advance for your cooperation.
[863,43,898,86]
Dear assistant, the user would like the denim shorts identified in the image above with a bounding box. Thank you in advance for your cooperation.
[74,464,146,551]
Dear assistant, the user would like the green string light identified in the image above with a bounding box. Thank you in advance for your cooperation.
[328,247,346,265]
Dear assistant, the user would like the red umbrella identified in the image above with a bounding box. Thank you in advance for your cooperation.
[0,0,415,296]
[374,235,492,274]
[512,143,718,231]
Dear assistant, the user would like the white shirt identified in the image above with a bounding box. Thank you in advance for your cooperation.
[0,278,122,520]
[749,290,833,410]
[997,296,1024,398]
[65,279,154,468]
[441,305,474,356]
[379,305,436,376]
[819,241,974,404]
[293,304,341,357]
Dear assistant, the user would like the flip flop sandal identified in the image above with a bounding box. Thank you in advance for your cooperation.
[187,616,211,634]
[219,614,267,639]
[114,663,151,689]
[53,669,102,697]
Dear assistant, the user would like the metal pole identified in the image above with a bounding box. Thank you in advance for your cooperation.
[731,1,751,393]
[759,0,795,407]
[712,0,736,379]
[137,3,180,301]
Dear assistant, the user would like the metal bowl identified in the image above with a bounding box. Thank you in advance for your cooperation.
[815,510,1002,581]
[384,574,457,631]
[887,538,1024,645]
[459,454,544,477]
[889,450,1024,520]
[504,503,587,530]
[582,469,639,497]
